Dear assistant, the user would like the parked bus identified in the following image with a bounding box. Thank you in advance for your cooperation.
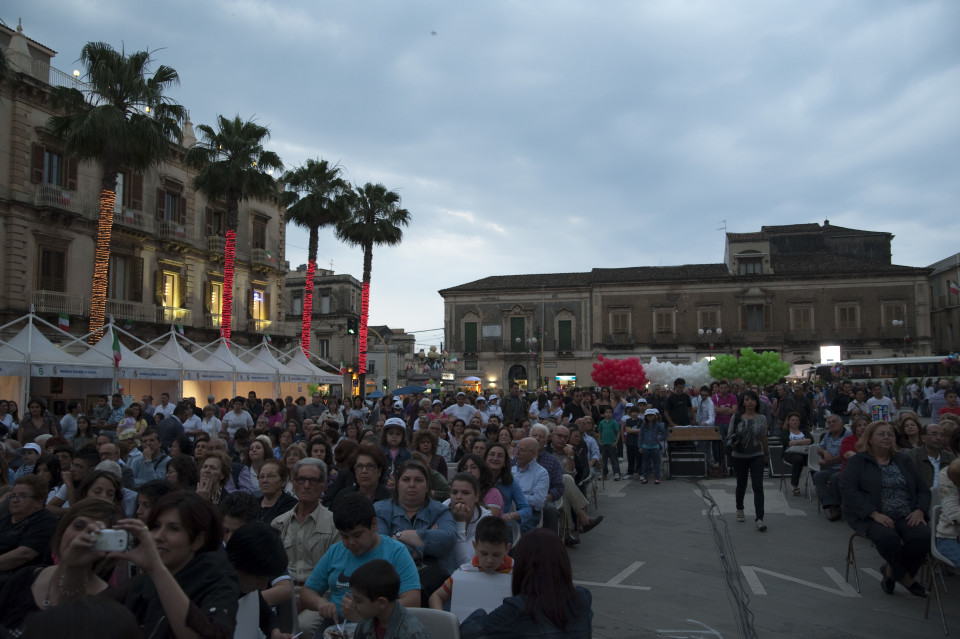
[807,356,956,385]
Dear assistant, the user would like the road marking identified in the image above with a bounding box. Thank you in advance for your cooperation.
[741,566,860,597]
[695,485,807,517]
[574,561,650,590]
[655,619,724,638]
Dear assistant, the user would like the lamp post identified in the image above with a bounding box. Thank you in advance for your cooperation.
[514,334,542,390]
[697,327,722,353]
[892,320,910,355]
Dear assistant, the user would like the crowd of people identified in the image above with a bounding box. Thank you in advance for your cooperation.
[0,375,958,636]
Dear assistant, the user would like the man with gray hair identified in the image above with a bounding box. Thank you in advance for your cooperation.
[544,425,602,545]
[529,423,564,533]
[270,457,339,635]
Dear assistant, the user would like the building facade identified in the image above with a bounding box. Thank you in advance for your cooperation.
[0,24,291,345]
[440,222,933,390]
[928,253,960,355]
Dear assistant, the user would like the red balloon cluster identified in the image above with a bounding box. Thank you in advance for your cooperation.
[591,355,648,391]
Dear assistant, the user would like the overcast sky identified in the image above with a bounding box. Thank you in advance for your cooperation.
[9,1,960,351]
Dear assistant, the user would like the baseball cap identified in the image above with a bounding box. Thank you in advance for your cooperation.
[432,399,442,405]
[636,398,648,404]
[19,443,41,455]
[488,395,498,402]
[457,391,466,397]
[644,408,659,417]
[383,417,406,432]
[392,400,403,410]
[475,396,486,403]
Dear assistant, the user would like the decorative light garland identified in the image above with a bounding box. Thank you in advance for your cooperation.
[358,282,370,374]
[221,229,237,344]
[88,189,116,343]
[300,259,316,356]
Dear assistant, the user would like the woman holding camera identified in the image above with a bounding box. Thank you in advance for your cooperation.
[0,498,123,634]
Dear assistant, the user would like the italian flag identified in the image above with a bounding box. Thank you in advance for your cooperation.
[339,357,346,375]
[112,330,122,367]
[265,333,272,345]
[58,313,69,329]
[950,281,960,295]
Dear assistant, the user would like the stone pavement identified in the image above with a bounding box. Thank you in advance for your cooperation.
[566,467,958,639]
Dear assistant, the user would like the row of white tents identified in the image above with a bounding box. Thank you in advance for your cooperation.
[0,314,343,412]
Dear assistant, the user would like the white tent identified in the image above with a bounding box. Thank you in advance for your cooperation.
[78,326,181,381]
[282,347,343,385]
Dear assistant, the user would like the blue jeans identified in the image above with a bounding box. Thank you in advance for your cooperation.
[937,537,960,567]
[641,447,662,480]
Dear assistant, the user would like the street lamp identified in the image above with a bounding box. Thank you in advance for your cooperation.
[892,320,910,354]
[697,327,722,351]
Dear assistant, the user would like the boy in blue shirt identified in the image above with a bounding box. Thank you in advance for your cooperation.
[597,406,622,480]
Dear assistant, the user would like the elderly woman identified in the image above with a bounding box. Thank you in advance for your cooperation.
[840,420,931,597]
[0,475,57,585]
[374,459,457,606]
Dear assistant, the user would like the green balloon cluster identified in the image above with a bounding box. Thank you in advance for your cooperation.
[708,354,740,381]
[737,348,790,385]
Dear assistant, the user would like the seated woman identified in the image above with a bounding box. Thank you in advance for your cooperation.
[196,452,234,506]
[937,458,960,567]
[442,472,492,567]
[374,459,457,606]
[325,444,391,510]
[840,420,931,597]
[0,475,57,588]
[0,498,124,634]
[412,452,450,502]
[459,528,593,638]
[457,453,504,517]
[256,458,297,524]
[484,443,531,530]
[779,412,813,496]
[412,430,448,477]
[106,490,240,638]
[895,412,923,449]
[165,455,199,491]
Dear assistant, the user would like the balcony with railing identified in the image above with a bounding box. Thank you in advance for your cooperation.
[113,207,154,234]
[831,327,866,341]
[207,236,226,253]
[35,184,87,217]
[30,290,86,315]
[251,248,277,269]
[649,331,679,346]
[157,306,192,325]
[603,333,635,348]
[4,47,93,92]
[157,220,189,241]
[729,330,785,344]
[877,326,911,340]
[785,329,820,343]
[106,299,157,323]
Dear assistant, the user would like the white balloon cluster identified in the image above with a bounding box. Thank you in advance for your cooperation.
[644,357,714,389]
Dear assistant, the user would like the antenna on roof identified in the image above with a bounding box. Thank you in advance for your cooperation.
[717,219,727,232]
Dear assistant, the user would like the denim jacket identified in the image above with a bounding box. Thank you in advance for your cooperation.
[374,498,457,574]
[638,421,667,449]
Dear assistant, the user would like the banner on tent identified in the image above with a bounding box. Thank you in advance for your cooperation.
[184,371,234,382]
[120,367,180,380]
[238,373,276,383]
[31,364,109,378]
[0,363,26,376]
[280,374,313,383]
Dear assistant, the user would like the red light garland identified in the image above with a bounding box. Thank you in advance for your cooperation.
[88,188,116,343]
[300,259,316,356]
[358,282,370,374]
[221,229,237,344]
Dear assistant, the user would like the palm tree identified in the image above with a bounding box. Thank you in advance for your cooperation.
[281,159,349,356]
[336,183,411,398]
[185,116,282,344]
[47,42,184,341]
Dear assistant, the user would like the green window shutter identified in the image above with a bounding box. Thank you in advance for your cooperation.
[510,317,525,352]
[558,320,572,351]
[464,322,477,352]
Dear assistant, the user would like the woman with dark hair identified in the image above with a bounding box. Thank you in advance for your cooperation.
[318,396,345,430]
[457,453,504,517]
[0,498,124,634]
[374,459,457,606]
[196,452,233,505]
[840,420,931,597]
[895,411,923,449]
[324,444,391,509]
[166,455,200,491]
[77,470,124,511]
[779,411,812,496]
[485,443,531,528]
[238,436,273,496]
[412,430,448,477]
[346,396,369,425]
[450,419,467,458]
[136,479,175,522]
[127,402,149,434]
[256,458,297,523]
[169,435,194,458]
[727,389,770,531]
[459,528,593,638]
[106,491,240,638]
[32,453,63,502]
[72,415,96,451]
[18,398,59,446]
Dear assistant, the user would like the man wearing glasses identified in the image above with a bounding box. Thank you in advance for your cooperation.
[270,457,340,635]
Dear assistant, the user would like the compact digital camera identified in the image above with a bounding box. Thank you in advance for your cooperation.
[93,529,135,552]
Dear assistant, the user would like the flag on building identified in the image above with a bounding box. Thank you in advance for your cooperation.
[950,280,960,295]
[58,313,69,329]
[339,358,346,375]
[175,324,184,335]
[112,330,122,367]
[265,333,272,345]
[447,356,459,365]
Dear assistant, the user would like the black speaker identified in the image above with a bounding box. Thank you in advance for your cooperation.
[767,444,786,477]
[668,451,707,478]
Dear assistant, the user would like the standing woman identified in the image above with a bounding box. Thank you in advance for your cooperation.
[779,412,812,496]
[840,420,930,597]
[18,398,59,446]
[459,528,593,638]
[727,389,770,531]
[72,416,96,452]
[0,499,124,634]
[107,491,240,638]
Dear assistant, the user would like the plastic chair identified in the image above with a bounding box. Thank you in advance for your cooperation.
[507,518,522,547]
[408,606,461,639]
[805,445,820,503]
[844,532,875,594]
[924,505,955,634]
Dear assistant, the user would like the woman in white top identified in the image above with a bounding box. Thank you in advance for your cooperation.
[200,404,222,439]
[936,458,960,567]
[444,472,492,566]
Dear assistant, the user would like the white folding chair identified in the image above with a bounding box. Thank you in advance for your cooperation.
[924,505,955,635]
[408,607,461,639]
[805,445,820,504]
[507,518,522,547]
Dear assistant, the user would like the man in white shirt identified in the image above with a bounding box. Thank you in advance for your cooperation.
[512,437,549,533]
[222,397,254,437]
[155,392,176,419]
[866,382,897,423]
[442,392,479,425]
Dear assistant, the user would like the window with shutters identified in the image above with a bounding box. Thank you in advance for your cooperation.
[37,246,66,292]
[557,320,572,351]
[318,339,330,358]
[741,304,772,331]
[252,217,267,250]
[836,304,860,329]
[698,308,721,332]
[610,311,629,334]
[108,255,144,302]
[31,144,78,190]
[161,272,180,308]
[204,207,226,237]
[880,302,905,326]
[463,322,478,352]
[251,288,268,321]
[510,317,525,352]
[156,188,186,224]
[114,172,144,211]
[654,309,675,334]
[790,306,814,330]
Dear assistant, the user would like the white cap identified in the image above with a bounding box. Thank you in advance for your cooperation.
[644,408,659,417]
[19,443,41,455]
[383,417,406,431]
[488,395,499,402]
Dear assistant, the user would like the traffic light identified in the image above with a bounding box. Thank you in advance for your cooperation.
[347,318,358,335]
[382,378,388,390]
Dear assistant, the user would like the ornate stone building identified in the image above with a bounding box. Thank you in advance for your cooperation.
[928,253,960,355]
[440,222,932,390]
[0,23,291,345]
